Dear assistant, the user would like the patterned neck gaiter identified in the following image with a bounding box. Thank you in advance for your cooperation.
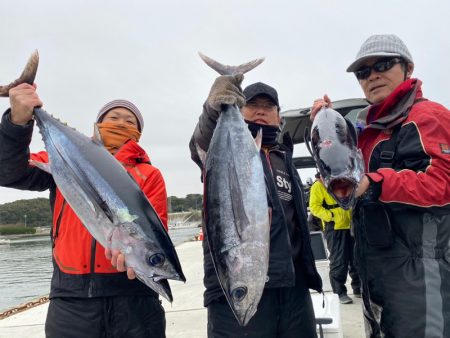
[96,122,141,154]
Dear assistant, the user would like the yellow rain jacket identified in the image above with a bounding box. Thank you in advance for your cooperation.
[309,180,351,230]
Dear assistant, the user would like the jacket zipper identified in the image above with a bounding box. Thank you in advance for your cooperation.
[52,200,66,248]
[88,237,97,297]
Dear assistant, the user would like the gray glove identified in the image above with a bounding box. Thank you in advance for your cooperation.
[207,74,245,112]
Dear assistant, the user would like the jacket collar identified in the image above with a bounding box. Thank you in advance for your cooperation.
[276,131,294,153]
[357,78,423,130]
[263,131,294,152]
[114,140,151,165]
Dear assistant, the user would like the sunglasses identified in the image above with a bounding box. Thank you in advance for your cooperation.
[354,58,404,80]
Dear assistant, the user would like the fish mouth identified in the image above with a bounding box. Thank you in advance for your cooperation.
[240,302,257,327]
[328,178,357,210]
[149,272,185,282]
[330,178,354,198]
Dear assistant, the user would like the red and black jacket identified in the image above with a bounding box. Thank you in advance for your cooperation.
[353,79,450,337]
[0,110,168,298]
[358,79,450,211]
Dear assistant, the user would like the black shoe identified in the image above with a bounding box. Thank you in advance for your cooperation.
[339,294,353,304]
[353,289,362,298]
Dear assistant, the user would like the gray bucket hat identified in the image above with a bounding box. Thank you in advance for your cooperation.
[347,34,413,72]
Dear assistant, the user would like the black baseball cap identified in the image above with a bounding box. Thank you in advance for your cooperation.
[243,82,279,107]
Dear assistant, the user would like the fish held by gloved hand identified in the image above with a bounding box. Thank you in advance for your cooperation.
[305,107,365,210]
[198,52,270,326]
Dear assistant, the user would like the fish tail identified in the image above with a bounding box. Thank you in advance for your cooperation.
[198,52,264,75]
[0,50,39,97]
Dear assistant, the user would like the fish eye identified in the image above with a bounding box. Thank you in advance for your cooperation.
[231,287,247,302]
[147,253,165,267]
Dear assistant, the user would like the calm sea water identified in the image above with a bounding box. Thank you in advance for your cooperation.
[0,226,200,312]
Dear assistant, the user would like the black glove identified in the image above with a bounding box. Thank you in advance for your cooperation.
[359,176,382,206]
[207,74,245,112]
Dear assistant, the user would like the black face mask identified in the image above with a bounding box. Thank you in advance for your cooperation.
[245,120,280,147]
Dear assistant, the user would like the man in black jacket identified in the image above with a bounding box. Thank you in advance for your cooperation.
[189,76,322,338]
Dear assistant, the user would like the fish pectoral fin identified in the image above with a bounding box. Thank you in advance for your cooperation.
[29,159,52,174]
[254,128,262,150]
[99,199,115,223]
[92,123,104,146]
[67,158,116,224]
[195,142,207,166]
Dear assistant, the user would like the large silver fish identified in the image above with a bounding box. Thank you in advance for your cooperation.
[0,51,185,302]
[305,107,365,209]
[198,53,270,326]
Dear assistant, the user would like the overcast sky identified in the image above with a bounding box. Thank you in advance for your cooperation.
[0,0,449,205]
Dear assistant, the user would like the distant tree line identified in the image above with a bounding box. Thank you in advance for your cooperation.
[168,194,203,213]
[0,194,204,227]
[0,198,52,227]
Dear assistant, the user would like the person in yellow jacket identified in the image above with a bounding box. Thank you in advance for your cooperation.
[309,176,360,304]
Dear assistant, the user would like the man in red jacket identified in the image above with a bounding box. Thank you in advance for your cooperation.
[0,88,168,338]
[311,34,450,337]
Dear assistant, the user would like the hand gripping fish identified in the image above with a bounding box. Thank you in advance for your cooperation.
[305,107,365,210]
[0,51,185,302]
[197,53,270,326]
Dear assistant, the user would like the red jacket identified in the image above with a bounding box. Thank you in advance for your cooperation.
[0,112,167,297]
[358,79,450,208]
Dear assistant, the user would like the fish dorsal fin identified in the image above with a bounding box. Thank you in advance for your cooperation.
[93,123,104,146]
[198,52,264,76]
[226,133,250,238]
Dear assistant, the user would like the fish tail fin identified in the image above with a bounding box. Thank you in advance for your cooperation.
[0,50,39,97]
[198,52,264,76]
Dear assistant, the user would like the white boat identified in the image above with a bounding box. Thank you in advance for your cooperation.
[0,238,11,245]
